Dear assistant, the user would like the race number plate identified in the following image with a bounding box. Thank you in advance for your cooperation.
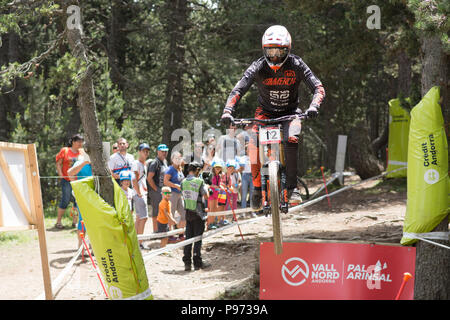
[260,127,281,145]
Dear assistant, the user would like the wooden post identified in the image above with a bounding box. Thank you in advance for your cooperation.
[27,144,53,300]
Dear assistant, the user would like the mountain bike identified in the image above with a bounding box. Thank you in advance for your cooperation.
[233,113,307,255]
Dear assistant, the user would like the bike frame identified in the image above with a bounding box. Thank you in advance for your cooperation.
[233,114,306,214]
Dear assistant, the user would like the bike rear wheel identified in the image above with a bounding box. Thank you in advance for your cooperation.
[269,161,283,255]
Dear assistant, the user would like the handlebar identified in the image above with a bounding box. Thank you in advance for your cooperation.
[232,113,307,127]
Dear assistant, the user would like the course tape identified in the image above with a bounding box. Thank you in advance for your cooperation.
[141,167,409,257]
[36,167,415,299]
[142,216,266,262]
[138,228,185,241]
[35,244,84,300]
[403,232,450,250]
[288,167,408,215]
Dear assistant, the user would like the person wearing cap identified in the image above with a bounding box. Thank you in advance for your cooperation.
[157,186,177,248]
[132,143,151,249]
[108,137,135,185]
[206,160,225,230]
[147,143,169,232]
[223,159,241,225]
[119,170,135,210]
[181,162,211,271]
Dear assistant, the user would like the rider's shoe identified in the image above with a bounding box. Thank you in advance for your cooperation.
[288,188,302,204]
[251,188,263,210]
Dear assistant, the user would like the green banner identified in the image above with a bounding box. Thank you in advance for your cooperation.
[71,177,152,300]
[401,86,449,245]
[386,98,410,178]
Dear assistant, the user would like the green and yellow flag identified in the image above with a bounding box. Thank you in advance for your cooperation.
[401,86,449,245]
[386,98,410,178]
[71,177,152,300]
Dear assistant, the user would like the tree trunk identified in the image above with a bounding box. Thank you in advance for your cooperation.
[161,0,188,150]
[63,1,115,207]
[397,50,412,98]
[348,121,383,179]
[107,0,130,130]
[0,31,26,141]
[414,34,449,300]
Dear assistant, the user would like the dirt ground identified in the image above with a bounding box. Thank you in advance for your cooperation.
[0,175,408,300]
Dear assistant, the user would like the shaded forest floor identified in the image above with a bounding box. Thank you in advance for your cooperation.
[0,175,408,300]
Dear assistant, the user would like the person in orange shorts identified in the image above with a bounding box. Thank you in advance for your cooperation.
[156,186,177,248]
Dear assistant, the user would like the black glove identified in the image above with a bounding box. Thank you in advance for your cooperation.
[306,106,319,119]
[221,113,234,127]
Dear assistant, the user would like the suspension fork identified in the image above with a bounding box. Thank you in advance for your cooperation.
[261,164,270,215]
[259,129,270,215]
[280,139,289,213]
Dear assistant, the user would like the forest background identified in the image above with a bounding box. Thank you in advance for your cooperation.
[0,0,448,206]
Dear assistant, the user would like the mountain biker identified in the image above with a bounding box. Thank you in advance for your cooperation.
[220,25,325,210]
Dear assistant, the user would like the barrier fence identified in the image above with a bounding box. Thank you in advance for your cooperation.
[34,166,449,299]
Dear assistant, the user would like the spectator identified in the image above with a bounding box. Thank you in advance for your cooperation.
[216,123,242,163]
[112,143,119,154]
[164,151,186,243]
[223,159,241,224]
[238,141,254,210]
[147,144,169,232]
[108,138,135,184]
[132,143,151,249]
[54,133,84,229]
[67,149,92,250]
[207,160,224,230]
[119,170,135,210]
[181,162,211,271]
[202,141,216,174]
[183,141,206,177]
[156,186,177,248]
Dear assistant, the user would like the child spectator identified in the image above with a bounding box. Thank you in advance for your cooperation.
[207,160,224,230]
[119,170,135,210]
[157,186,177,248]
[181,162,211,271]
[223,159,241,224]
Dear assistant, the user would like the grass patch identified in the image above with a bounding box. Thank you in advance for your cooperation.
[0,230,34,246]
[365,177,407,194]
[0,204,78,247]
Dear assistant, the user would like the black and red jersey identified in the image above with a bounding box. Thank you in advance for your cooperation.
[224,54,325,116]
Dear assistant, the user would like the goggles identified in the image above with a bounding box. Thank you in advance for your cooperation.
[264,46,289,58]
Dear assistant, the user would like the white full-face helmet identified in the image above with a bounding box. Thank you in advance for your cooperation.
[262,25,291,72]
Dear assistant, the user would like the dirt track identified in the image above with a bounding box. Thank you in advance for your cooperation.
[0,176,408,300]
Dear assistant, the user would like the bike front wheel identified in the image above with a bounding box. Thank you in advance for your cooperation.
[268,161,283,255]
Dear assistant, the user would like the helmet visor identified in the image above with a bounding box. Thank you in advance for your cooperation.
[264,46,289,61]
